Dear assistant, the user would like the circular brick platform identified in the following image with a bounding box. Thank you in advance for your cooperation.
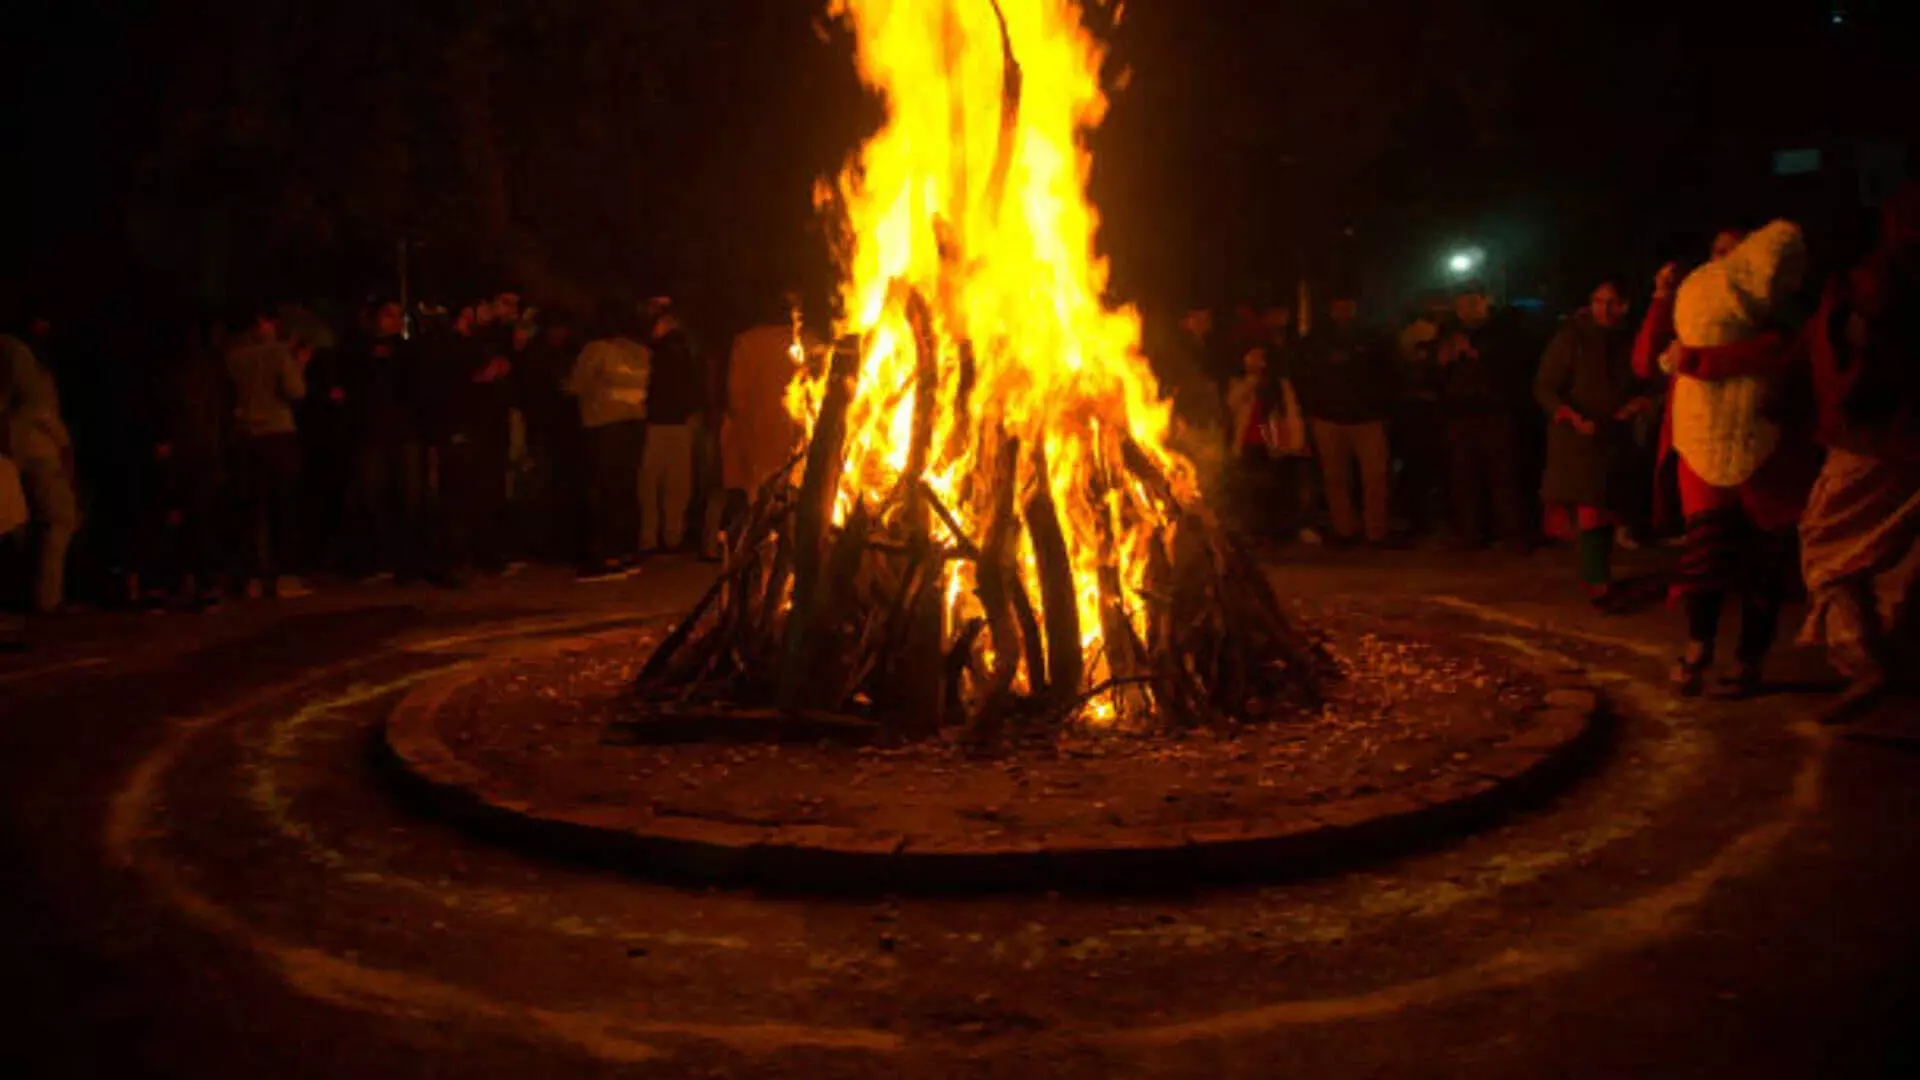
[382,626,1606,892]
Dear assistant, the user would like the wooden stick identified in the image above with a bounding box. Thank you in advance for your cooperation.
[965,433,1021,744]
[777,337,859,707]
[898,286,941,527]
[920,481,982,561]
[1024,443,1083,714]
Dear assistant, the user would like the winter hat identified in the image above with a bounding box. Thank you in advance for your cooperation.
[1673,220,1806,348]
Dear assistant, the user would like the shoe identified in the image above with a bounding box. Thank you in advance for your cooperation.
[576,562,631,583]
[273,576,314,599]
[1818,672,1889,726]
[1297,528,1324,546]
[356,570,397,585]
[1707,662,1764,701]
[1614,526,1642,551]
[500,561,528,578]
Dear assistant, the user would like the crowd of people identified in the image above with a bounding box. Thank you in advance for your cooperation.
[5,188,1915,723]
[1165,185,1919,722]
[0,286,807,642]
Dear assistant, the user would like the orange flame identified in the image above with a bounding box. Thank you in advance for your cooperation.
[794,0,1195,721]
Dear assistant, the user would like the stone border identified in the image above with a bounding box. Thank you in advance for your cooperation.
[380,628,1608,893]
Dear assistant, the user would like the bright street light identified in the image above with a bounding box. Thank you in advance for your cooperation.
[1449,252,1475,274]
[1446,247,1484,277]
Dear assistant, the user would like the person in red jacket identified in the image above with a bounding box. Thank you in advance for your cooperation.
[1798,184,1920,723]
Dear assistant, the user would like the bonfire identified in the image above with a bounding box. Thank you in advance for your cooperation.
[635,0,1327,744]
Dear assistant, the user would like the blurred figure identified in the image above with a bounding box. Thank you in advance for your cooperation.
[638,296,706,555]
[1535,280,1650,609]
[0,323,79,614]
[432,294,519,581]
[1158,305,1231,498]
[134,316,232,610]
[225,304,311,599]
[566,298,651,580]
[512,306,578,561]
[714,299,812,552]
[341,298,428,581]
[1799,185,1920,722]
[1,447,25,647]
[1393,291,1452,540]
[1292,288,1396,547]
[1438,284,1530,551]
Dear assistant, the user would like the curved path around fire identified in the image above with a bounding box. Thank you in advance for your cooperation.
[5,556,1915,1078]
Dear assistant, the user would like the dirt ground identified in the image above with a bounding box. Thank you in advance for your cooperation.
[4,548,1919,1079]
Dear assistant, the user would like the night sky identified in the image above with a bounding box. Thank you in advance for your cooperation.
[3,0,1914,330]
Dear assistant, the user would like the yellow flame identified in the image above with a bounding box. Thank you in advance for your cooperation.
[795,0,1195,717]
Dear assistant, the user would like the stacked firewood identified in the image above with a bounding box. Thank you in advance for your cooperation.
[631,328,1332,747]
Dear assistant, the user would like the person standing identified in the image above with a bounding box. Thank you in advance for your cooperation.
[1798,185,1920,723]
[1,327,78,613]
[714,301,812,548]
[1535,280,1651,609]
[341,299,428,581]
[1291,289,1396,547]
[1393,296,1451,541]
[1648,223,1818,697]
[638,296,705,555]
[1,447,26,648]
[135,316,232,609]
[566,298,651,580]
[433,295,518,581]
[1438,284,1530,551]
[224,305,311,599]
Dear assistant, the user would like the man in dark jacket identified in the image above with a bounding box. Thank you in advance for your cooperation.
[1292,290,1397,545]
[639,296,706,554]
[1439,284,1532,550]
[431,294,518,581]
[342,298,428,580]
[134,316,231,609]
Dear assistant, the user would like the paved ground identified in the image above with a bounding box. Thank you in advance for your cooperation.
[3,548,1918,1079]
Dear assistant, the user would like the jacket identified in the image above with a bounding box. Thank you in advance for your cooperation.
[1535,314,1642,509]
[566,336,651,430]
[1290,324,1395,424]
[0,335,72,462]
[225,333,306,437]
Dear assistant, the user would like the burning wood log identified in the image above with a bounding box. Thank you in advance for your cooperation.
[778,339,859,708]
[1024,443,1083,712]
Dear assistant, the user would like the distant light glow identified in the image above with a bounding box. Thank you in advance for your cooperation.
[1445,247,1485,277]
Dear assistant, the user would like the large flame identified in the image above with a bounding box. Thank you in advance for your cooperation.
[793,0,1195,721]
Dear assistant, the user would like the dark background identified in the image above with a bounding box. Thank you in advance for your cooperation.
[2,0,1915,335]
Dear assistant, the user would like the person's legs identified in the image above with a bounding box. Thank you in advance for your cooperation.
[1354,420,1392,544]
[657,423,695,551]
[350,444,388,575]
[1310,420,1358,541]
[19,456,79,613]
[1574,504,1615,600]
[1482,413,1526,546]
[265,433,304,593]
[621,420,645,560]
[1445,416,1484,545]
